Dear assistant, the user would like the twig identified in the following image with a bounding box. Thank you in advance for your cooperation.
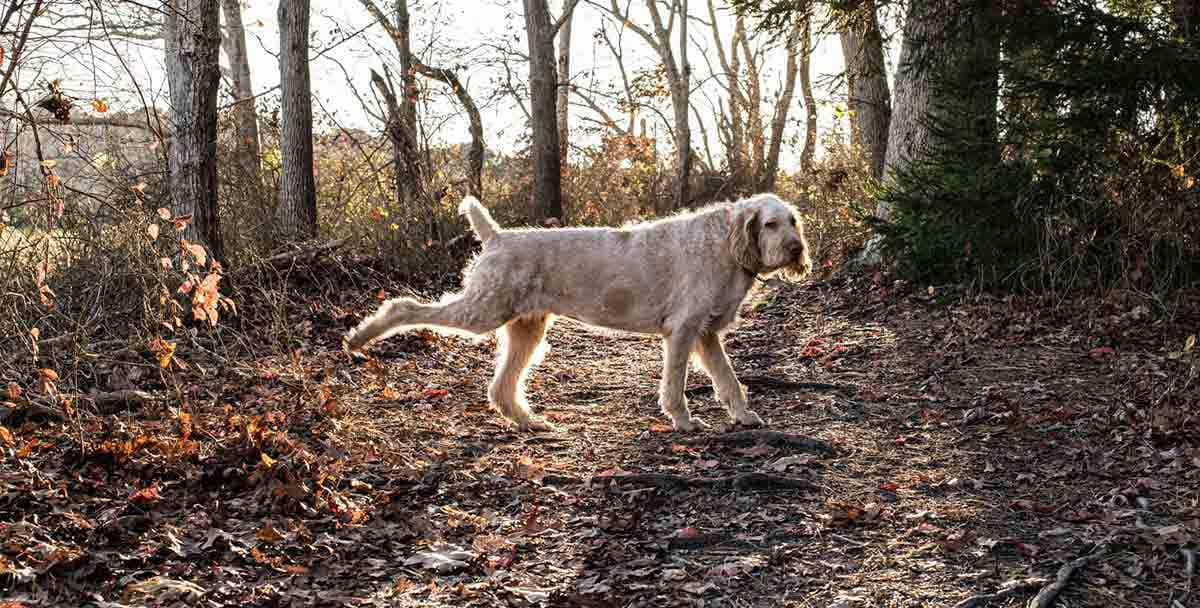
[1026,549,1104,608]
[681,430,836,454]
[952,579,1046,608]
[595,471,817,492]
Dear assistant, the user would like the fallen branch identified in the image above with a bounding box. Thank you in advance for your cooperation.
[596,471,817,492]
[952,579,1046,608]
[242,239,347,273]
[84,390,165,413]
[1027,550,1104,608]
[682,430,836,455]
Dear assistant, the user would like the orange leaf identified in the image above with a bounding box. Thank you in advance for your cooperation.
[256,520,285,543]
[181,240,207,266]
[92,98,108,113]
[5,382,20,400]
[173,214,193,230]
[157,207,171,221]
[39,368,59,382]
[0,426,14,447]
[129,485,161,504]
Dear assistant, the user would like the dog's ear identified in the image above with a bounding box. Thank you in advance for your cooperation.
[728,206,761,273]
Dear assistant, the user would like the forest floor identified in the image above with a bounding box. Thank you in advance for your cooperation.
[1,267,1198,607]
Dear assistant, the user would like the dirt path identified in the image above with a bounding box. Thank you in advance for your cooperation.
[1,278,1196,607]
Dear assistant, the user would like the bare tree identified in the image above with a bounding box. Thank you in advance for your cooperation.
[599,0,691,211]
[762,17,802,191]
[798,14,817,173]
[276,0,317,238]
[220,0,262,185]
[165,0,224,259]
[839,0,890,180]
[557,1,579,164]
[359,0,486,199]
[524,0,566,221]
[707,3,800,192]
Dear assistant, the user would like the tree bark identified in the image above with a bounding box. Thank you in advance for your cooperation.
[878,0,1000,221]
[798,15,818,174]
[557,2,575,164]
[762,17,801,192]
[523,0,564,222]
[165,0,223,260]
[276,0,317,239]
[220,0,261,185]
[393,0,420,206]
[839,0,891,180]
[674,0,691,210]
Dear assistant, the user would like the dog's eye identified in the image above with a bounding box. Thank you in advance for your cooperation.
[764,220,778,229]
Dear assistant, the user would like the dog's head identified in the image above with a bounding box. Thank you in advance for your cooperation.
[728,193,812,280]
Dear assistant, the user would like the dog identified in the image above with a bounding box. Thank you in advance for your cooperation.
[345,193,811,432]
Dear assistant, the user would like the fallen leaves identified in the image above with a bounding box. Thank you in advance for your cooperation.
[129,485,161,504]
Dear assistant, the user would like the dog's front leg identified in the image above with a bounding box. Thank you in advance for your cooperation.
[659,330,709,432]
[695,332,764,427]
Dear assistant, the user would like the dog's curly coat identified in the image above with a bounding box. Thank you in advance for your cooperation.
[345,193,812,431]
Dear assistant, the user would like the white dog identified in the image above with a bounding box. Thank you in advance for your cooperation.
[345,194,811,432]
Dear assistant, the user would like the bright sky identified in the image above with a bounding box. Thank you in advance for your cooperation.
[60,1,899,166]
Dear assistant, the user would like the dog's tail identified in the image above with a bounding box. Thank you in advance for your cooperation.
[458,196,500,244]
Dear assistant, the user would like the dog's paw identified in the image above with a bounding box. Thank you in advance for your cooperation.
[672,416,711,432]
[342,337,368,359]
[734,410,765,427]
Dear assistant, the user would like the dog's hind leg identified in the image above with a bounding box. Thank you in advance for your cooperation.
[489,313,556,431]
[344,291,511,352]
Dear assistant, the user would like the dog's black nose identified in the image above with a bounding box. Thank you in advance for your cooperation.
[789,241,804,256]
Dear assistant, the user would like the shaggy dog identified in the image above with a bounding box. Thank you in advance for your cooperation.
[345,194,811,432]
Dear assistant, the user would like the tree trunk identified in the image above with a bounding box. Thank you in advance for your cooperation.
[839,0,891,180]
[276,0,317,239]
[671,0,691,210]
[165,0,223,260]
[219,0,261,185]
[371,68,425,210]
[737,21,764,186]
[394,0,420,207]
[557,3,574,164]
[879,0,999,221]
[523,0,564,222]
[762,17,801,192]
[798,15,817,174]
